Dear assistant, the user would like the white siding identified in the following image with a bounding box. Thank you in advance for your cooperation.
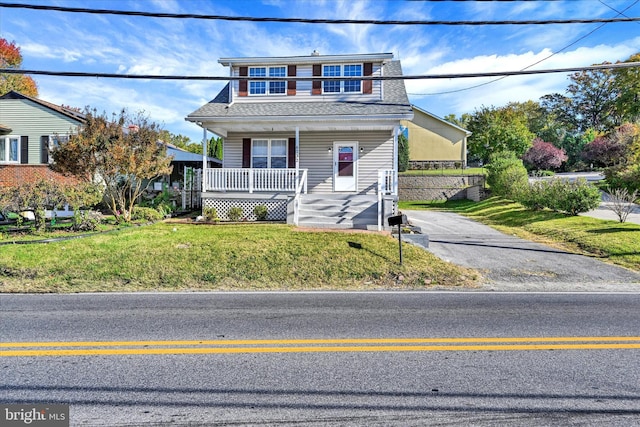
[225,130,393,194]
[0,99,81,164]
[229,63,383,103]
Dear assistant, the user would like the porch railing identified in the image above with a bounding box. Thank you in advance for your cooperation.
[378,169,397,231]
[205,168,307,193]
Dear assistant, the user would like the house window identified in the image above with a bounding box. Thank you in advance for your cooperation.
[48,134,69,164]
[252,139,287,168]
[323,64,362,94]
[249,66,287,96]
[0,136,20,163]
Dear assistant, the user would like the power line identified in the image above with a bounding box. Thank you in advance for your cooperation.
[2,62,638,81]
[411,0,640,96]
[0,2,638,25]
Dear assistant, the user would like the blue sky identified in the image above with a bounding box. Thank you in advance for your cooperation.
[2,0,639,143]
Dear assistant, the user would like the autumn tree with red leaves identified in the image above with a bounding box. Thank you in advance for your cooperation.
[522,138,568,171]
[0,38,38,97]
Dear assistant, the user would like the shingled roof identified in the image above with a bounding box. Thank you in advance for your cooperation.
[187,60,412,121]
[0,91,86,123]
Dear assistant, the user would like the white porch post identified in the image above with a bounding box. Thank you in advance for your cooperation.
[295,126,300,186]
[202,127,208,193]
[393,126,399,195]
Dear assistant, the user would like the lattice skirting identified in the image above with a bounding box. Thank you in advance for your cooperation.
[202,197,289,221]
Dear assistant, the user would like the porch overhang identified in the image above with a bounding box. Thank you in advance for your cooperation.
[186,115,408,137]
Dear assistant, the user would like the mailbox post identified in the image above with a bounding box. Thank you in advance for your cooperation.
[388,214,407,265]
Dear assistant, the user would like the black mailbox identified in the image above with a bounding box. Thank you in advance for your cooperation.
[388,214,407,227]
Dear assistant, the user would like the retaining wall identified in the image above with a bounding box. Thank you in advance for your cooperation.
[399,175,486,201]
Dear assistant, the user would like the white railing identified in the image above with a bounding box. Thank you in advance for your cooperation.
[205,168,307,193]
[293,169,308,226]
[378,169,397,231]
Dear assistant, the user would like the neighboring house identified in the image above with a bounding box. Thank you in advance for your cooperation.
[186,52,413,229]
[402,105,471,169]
[0,91,84,188]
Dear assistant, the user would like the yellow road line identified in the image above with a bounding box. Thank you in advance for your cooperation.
[1,337,640,357]
[2,336,640,348]
[2,343,640,357]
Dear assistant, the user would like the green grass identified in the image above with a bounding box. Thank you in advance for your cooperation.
[400,197,640,271]
[400,167,487,176]
[0,222,479,293]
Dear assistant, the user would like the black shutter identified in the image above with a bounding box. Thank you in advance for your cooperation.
[20,136,28,164]
[41,135,49,164]
[288,138,295,168]
[242,138,251,168]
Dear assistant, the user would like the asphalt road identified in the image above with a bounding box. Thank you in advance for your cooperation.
[2,292,640,426]
[403,210,640,292]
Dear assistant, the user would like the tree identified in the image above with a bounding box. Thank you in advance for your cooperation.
[566,65,621,133]
[159,131,202,154]
[0,38,38,97]
[466,105,535,163]
[51,109,173,222]
[581,135,626,167]
[209,136,223,159]
[398,133,409,172]
[612,53,640,123]
[522,138,568,171]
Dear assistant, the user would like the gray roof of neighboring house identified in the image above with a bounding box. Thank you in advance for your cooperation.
[187,60,413,121]
[166,143,221,165]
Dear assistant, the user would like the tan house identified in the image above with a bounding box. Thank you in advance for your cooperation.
[401,105,471,168]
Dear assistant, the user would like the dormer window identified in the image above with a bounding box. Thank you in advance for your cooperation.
[323,64,362,94]
[249,66,287,96]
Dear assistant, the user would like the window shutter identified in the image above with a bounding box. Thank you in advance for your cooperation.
[242,138,251,168]
[287,65,296,96]
[41,136,49,164]
[288,138,296,168]
[20,136,28,164]
[239,67,248,97]
[363,62,373,94]
[312,64,322,95]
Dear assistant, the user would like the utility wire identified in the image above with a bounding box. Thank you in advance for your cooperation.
[410,0,640,96]
[2,62,638,81]
[0,2,638,25]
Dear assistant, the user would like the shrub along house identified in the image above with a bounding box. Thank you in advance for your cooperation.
[186,52,413,230]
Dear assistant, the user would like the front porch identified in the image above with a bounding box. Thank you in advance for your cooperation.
[202,168,397,230]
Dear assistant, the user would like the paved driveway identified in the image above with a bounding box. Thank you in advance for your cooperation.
[403,210,640,292]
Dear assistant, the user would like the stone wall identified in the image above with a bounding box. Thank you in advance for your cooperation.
[399,174,486,201]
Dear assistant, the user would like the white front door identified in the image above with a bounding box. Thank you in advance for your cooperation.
[333,142,357,192]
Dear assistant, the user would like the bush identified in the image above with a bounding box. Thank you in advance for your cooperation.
[253,204,268,221]
[202,206,219,222]
[228,206,243,222]
[71,210,104,232]
[517,178,601,216]
[486,151,529,199]
[131,206,163,222]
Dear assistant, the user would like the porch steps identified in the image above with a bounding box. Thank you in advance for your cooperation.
[297,194,379,230]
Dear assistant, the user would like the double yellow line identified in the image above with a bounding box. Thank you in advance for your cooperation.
[2,337,640,357]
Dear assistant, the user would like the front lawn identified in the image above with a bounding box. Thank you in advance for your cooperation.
[400,197,640,271]
[0,223,479,293]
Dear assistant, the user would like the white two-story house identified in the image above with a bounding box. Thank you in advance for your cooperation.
[186,52,413,230]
